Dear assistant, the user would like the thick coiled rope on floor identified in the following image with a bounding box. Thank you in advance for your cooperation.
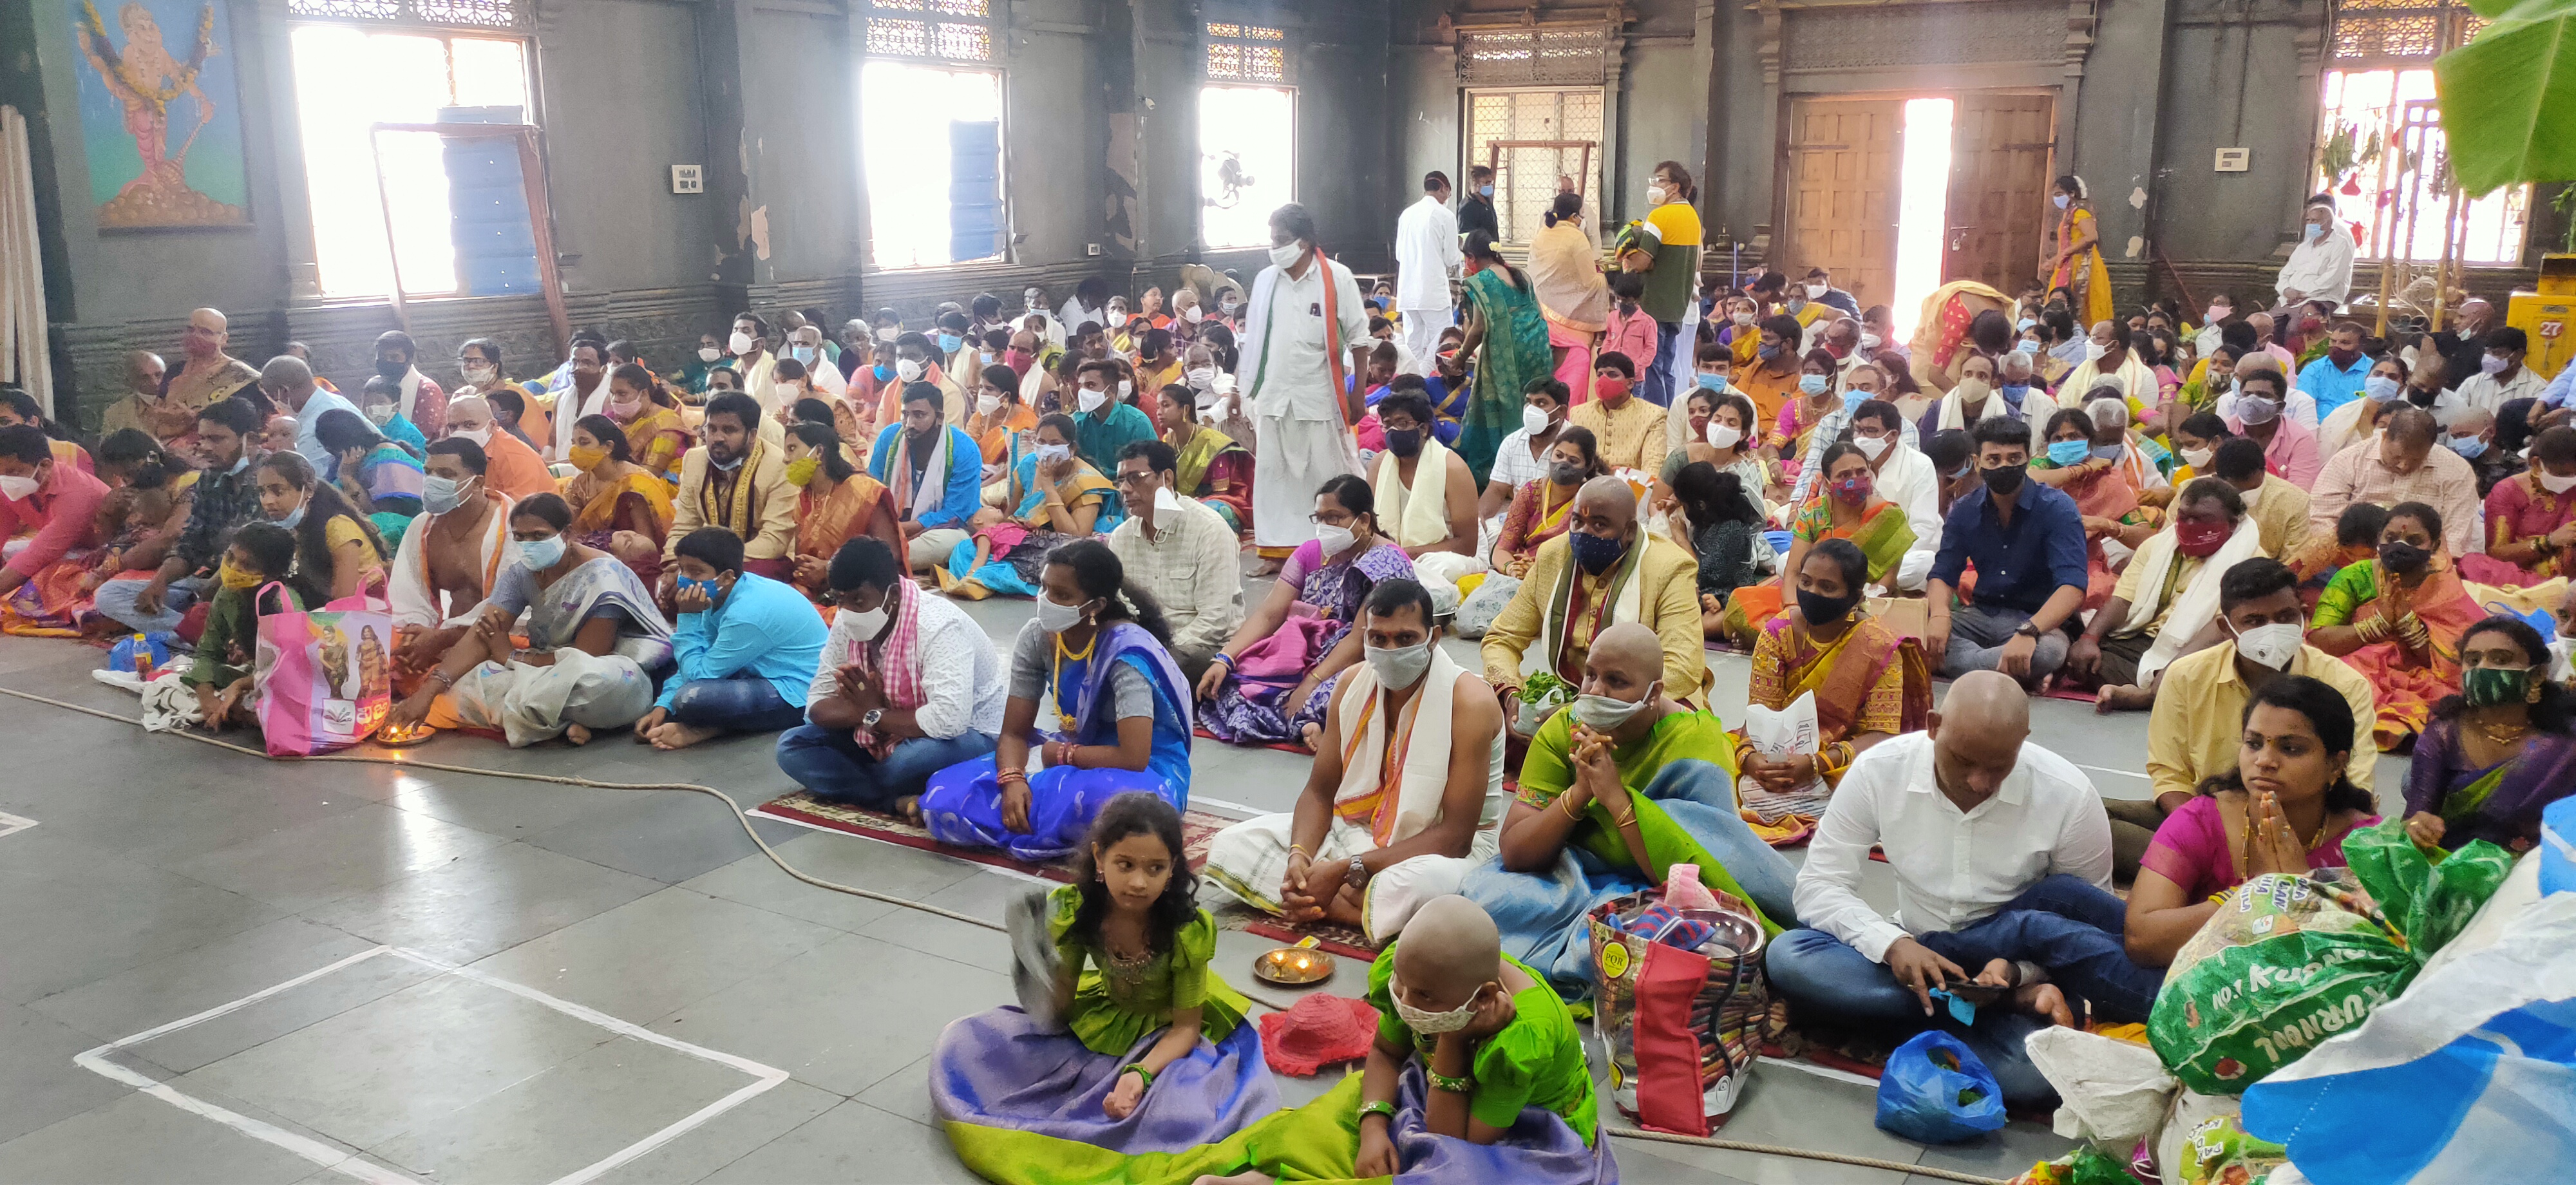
[0,683,2011,1185]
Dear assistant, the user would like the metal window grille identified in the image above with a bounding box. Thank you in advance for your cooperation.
[1458,28,1608,86]
[1205,21,1287,82]
[864,0,995,62]
[287,0,529,32]
[1465,88,1603,243]
[2327,0,2485,63]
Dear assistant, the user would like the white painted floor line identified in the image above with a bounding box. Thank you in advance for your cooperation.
[71,945,791,1185]
[1756,1054,1884,1090]
[2074,763,2152,781]
[0,809,37,839]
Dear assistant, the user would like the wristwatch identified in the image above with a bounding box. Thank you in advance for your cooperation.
[2012,621,2042,640]
[1345,856,1372,889]
[860,708,884,728]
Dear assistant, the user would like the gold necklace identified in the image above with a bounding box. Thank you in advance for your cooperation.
[2475,716,2532,746]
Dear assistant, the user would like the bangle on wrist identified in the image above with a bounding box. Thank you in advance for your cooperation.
[1426,1068,1473,1095]
[1358,1099,1398,1123]
[1121,1063,1157,1091]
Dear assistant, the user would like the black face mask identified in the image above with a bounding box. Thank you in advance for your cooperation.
[2380,540,2430,575]
[1980,462,2027,497]
[1385,428,1423,458]
[1796,586,1860,626]
[376,359,408,381]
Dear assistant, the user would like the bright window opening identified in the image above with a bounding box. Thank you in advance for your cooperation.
[2318,68,2527,265]
[1198,85,1294,250]
[860,61,1005,270]
[289,25,528,298]
[1889,97,1955,343]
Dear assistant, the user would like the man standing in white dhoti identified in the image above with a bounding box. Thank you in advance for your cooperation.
[1200,578,1506,942]
[1393,172,1461,367]
[1240,203,1370,566]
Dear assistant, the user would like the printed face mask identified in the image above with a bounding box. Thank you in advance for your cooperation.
[1391,978,1483,1034]
[2463,665,2532,708]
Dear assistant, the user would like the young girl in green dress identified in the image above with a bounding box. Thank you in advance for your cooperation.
[931,792,1278,1170]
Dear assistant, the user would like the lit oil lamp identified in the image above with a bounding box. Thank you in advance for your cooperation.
[1253,945,1334,985]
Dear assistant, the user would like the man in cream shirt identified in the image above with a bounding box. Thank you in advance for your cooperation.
[1392,171,1462,367]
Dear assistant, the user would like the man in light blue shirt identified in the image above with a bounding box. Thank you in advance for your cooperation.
[636,526,828,750]
[257,354,361,471]
[2528,354,2576,431]
[2293,321,2372,421]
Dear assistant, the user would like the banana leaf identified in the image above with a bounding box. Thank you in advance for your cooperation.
[2434,0,2576,194]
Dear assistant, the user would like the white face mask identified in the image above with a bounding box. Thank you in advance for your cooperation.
[1182,305,1202,323]
[1078,388,1108,413]
[1034,591,1087,633]
[2230,620,2305,671]
[1522,403,1552,436]
[699,346,723,363]
[1117,379,1133,399]
[0,473,37,501]
[1314,522,1357,556]
[452,426,493,446]
[1706,421,1742,450]
[1151,484,1182,515]
[1035,443,1072,465]
[850,603,890,640]
[976,392,1001,417]
[1390,978,1484,1034]
[1571,682,1658,730]
[1364,639,1435,690]
[1186,367,1216,391]
[2543,471,2576,495]
[1853,434,1889,460]
[1731,312,1755,328]
[1858,333,1882,352]
[729,330,755,356]
[895,358,925,383]
[1269,242,1306,270]
[876,327,900,344]
[2181,447,2213,469]
[461,365,497,384]
[2083,341,2109,363]
[1645,185,1669,207]
[1806,283,1829,299]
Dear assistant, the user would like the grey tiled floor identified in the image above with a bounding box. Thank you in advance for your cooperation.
[0,577,2416,1185]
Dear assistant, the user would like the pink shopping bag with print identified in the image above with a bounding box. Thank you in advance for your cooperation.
[254,582,394,756]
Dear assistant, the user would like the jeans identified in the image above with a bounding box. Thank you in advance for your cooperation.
[663,676,809,734]
[1941,602,2070,683]
[93,574,205,636]
[1763,875,2165,1108]
[1641,319,1685,408]
[775,724,999,811]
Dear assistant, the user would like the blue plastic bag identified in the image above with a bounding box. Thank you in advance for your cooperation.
[1873,1030,2008,1144]
[104,632,177,677]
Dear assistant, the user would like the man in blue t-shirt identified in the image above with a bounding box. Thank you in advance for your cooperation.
[1926,417,2089,688]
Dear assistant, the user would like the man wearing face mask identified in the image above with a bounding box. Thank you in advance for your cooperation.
[1057,279,1112,343]
[442,395,553,500]
[2055,322,2153,411]
[1801,267,1859,318]
[666,393,799,590]
[0,425,109,601]
[363,330,446,440]
[1463,622,1797,994]
[1105,441,1243,681]
[2438,406,2521,498]
[257,354,361,473]
[1478,377,1571,524]
[1925,417,2089,687]
[1482,477,1711,718]
[1457,165,1500,241]
[2221,366,2324,487]
[1616,162,1705,408]
[1394,171,1464,367]
[539,341,612,462]
[95,397,269,634]
[724,311,779,410]
[1067,359,1157,495]
[2138,558,2377,877]
[876,330,966,426]
[2274,199,2356,308]
[2452,326,2546,419]
[2306,405,2480,556]
[2211,435,2312,560]
[631,527,827,751]
[1567,352,1667,473]
[775,536,1007,815]
[2293,321,2376,421]
[1200,580,1507,943]
[1844,399,1942,590]
[1242,203,1370,566]
[385,439,513,662]
[2069,479,2266,713]
[1770,672,2133,1108]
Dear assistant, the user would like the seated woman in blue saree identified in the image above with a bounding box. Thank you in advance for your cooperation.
[1461,622,1799,998]
[942,412,1124,600]
[922,540,1196,862]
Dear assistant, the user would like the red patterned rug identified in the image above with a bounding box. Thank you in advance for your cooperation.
[1193,727,1312,755]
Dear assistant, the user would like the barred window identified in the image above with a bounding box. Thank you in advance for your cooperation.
[864,0,995,63]
[2327,0,2484,64]
[1458,28,1608,86]
[285,0,530,32]
[1204,21,1286,82]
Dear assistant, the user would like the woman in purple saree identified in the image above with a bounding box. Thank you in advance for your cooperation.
[1196,475,1416,748]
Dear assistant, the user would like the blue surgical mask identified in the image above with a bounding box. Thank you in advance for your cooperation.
[422,474,465,514]
[1759,344,1783,361]
[2090,443,2126,463]
[1841,390,1866,413]
[2017,339,2041,355]
[2305,223,2326,241]
[937,333,963,354]
[2365,375,2403,404]
[790,346,816,364]
[1999,383,2031,403]
[1695,372,1725,392]
[874,364,895,382]
[1799,374,1830,396]
[1479,184,1493,198]
[2443,434,2488,460]
[225,455,251,477]
[2016,318,2036,332]
[2053,194,2070,209]
[272,503,307,529]
[2047,439,2092,466]
[517,535,565,570]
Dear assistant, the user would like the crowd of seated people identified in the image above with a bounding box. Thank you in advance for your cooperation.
[14,254,2576,1184]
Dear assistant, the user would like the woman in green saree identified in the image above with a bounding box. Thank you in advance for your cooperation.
[1454,231,1555,488]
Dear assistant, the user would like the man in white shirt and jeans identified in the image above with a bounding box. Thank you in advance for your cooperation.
[1392,171,1462,369]
[1766,672,2152,1108]
[775,537,1009,818]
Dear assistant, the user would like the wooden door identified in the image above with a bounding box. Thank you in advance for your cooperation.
[1944,93,2056,294]
[1782,99,1904,309]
